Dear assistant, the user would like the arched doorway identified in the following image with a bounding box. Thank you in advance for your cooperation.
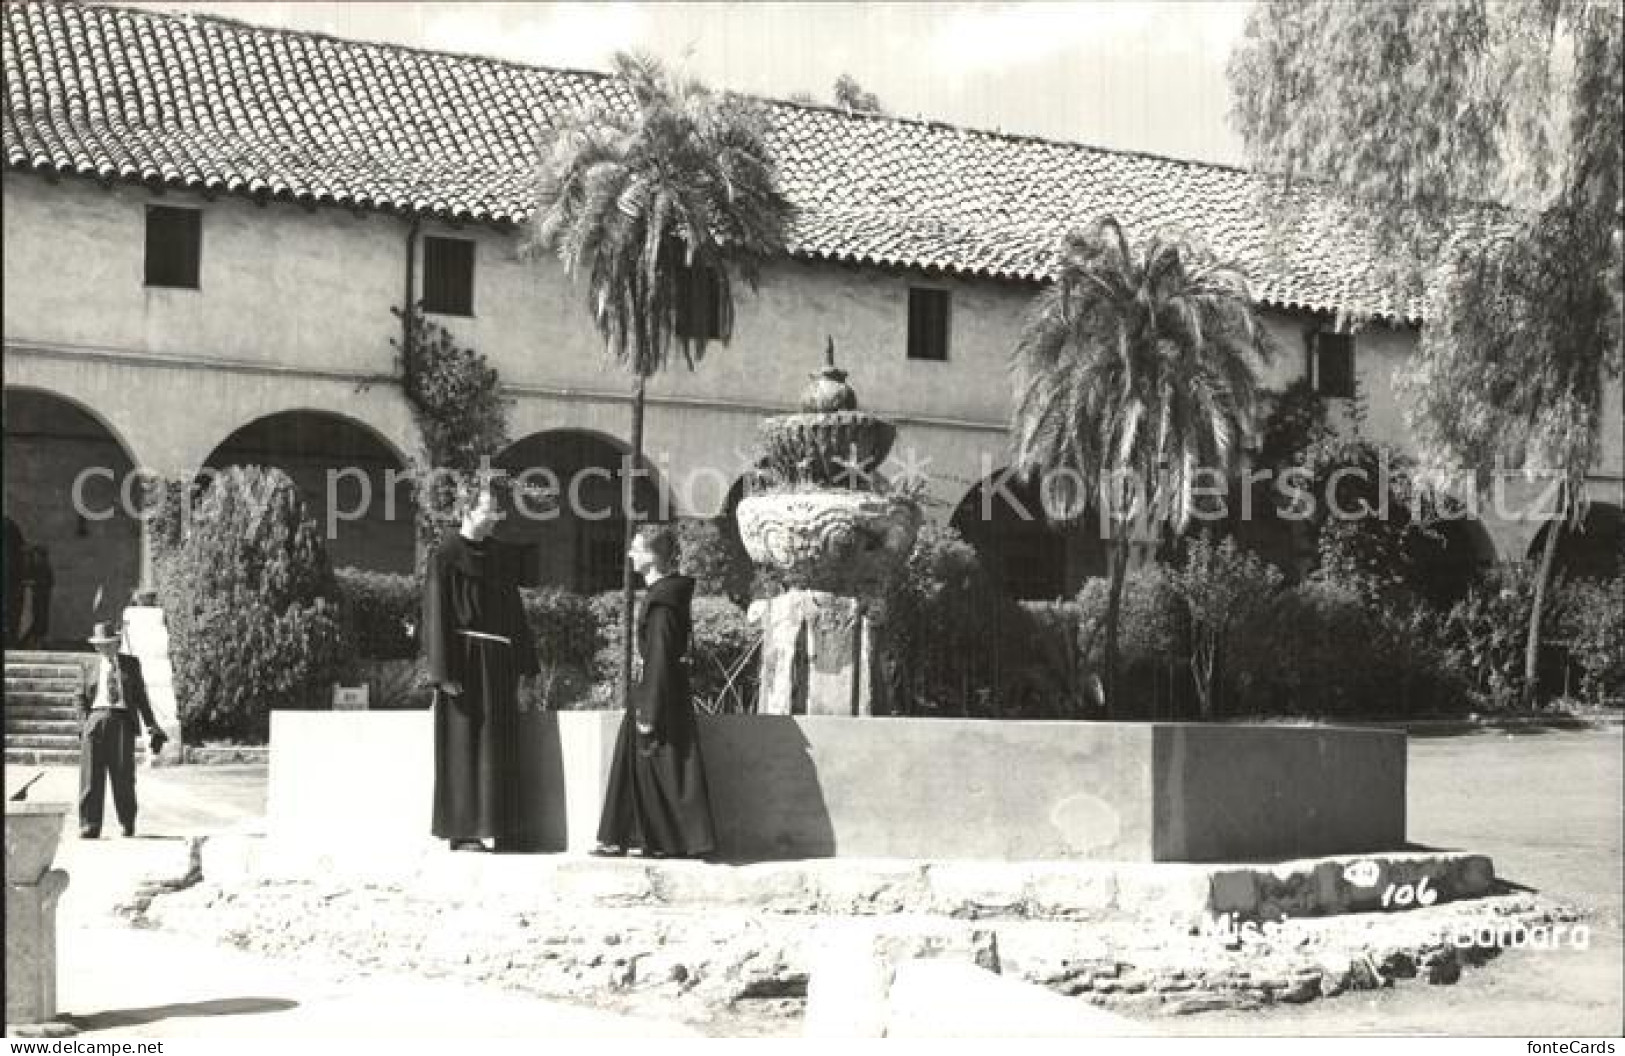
[495,430,667,594]
[3,387,142,645]
[1408,514,1496,606]
[201,411,416,574]
[949,469,1106,600]
[1529,502,1623,581]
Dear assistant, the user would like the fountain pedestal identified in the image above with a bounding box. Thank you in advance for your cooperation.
[751,591,885,717]
[5,802,72,1032]
[735,343,921,718]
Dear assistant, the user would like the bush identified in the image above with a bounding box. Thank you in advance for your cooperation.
[519,586,603,710]
[1076,566,1191,718]
[1438,563,1560,710]
[151,466,352,744]
[1556,576,1625,704]
[882,524,1021,715]
[586,589,760,712]
[334,568,418,660]
[1167,534,1284,719]
[677,517,755,607]
[1227,581,1467,718]
[688,596,761,714]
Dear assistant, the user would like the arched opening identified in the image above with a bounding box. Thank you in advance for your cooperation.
[1165,476,1307,580]
[201,410,416,574]
[3,387,142,646]
[1528,502,1623,581]
[1408,514,1497,607]
[495,430,667,594]
[948,469,1106,600]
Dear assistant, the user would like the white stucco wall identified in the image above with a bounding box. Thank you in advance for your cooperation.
[4,170,1620,552]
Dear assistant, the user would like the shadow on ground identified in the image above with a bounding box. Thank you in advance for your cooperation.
[61,997,299,1031]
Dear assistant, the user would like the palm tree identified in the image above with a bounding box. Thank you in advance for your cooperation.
[527,52,794,696]
[1010,216,1272,715]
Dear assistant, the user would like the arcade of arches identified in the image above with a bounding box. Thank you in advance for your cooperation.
[4,382,1615,642]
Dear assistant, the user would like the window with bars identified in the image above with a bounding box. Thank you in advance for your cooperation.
[144,206,202,289]
[674,261,723,342]
[907,287,951,361]
[1314,332,1356,398]
[423,236,475,316]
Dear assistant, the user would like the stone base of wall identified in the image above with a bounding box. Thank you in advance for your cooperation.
[270,711,1407,862]
[141,843,1575,1022]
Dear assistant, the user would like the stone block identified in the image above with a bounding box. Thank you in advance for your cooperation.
[1024,863,1118,919]
[886,959,1146,1037]
[924,862,1031,918]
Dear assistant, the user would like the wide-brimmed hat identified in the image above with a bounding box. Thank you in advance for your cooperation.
[87,621,121,646]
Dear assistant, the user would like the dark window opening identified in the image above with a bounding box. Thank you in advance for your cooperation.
[581,521,627,594]
[423,236,475,316]
[675,262,724,342]
[908,287,950,361]
[1315,332,1355,398]
[144,206,201,289]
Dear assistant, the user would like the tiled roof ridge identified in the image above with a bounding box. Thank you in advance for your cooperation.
[103,0,1259,182]
[91,0,623,88]
[6,0,1449,321]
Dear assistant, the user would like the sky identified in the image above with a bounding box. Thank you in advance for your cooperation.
[139,1,1255,167]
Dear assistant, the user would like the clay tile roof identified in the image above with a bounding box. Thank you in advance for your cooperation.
[4,0,1443,321]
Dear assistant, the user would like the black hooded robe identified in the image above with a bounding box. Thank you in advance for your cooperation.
[422,531,539,843]
[597,574,716,857]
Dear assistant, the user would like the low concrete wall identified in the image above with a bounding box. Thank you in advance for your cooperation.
[268,712,1405,862]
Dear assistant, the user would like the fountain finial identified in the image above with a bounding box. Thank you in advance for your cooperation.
[801,337,856,412]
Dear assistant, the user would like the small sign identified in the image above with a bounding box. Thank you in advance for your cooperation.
[332,685,370,711]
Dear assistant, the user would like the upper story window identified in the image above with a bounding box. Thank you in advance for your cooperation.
[144,206,201,289]
[675,261,724,342]
[1313,331,1356,398]
[908,286,951,361]
[423,236,475,316]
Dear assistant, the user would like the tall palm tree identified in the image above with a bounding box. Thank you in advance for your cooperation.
[1010,216,1272,715]
[527,52,793,695]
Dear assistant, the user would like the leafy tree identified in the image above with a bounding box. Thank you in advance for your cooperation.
[1169,533,1283,720]
[1010,217,1273,714]
[526,52,794,694]
[151,466,351,743]
[390,305,513,573]
[1230,0,1623,706]
[833,74,885,114]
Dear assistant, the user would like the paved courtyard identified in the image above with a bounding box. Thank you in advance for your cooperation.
[6,724,1621,1036]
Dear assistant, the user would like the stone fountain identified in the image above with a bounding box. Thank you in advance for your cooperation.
[738,341,921,716]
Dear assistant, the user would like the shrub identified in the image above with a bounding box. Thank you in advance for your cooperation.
[1439,563,1561,710]
[585,589,760,712]
[1227,580,1467,719]
[1076,567,1191,718]
[1555,576,1625,704]
[1167,533,1284,719]
[688,596,761,714]
[677,517,755,607]
[334,568,419,660]
[151,466,352,744]
[882,523,1020,715]
[519,586,603,710]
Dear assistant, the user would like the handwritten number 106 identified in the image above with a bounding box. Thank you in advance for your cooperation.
[1381,877,1438,908]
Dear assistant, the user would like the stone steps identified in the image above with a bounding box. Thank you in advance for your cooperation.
[6,702,81,719]
[4,747,81,766]
[6,685,82,701]
[4,651,94,666]
[6,652,120,766]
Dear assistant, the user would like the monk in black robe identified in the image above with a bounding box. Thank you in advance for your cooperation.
[422,483,539,851]
[595,524,716,858]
